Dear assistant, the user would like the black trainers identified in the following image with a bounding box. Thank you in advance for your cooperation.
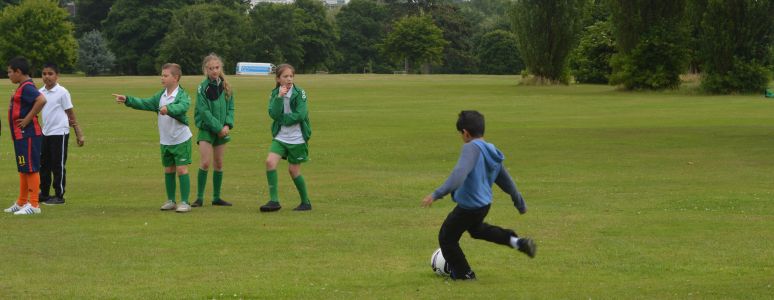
[191,199,203,207]
[39,194,50,203]
[211,199,232,206]
[260,201,281,212]
[517,238,537,258]
[293,203,312,211]
[450,270,477,281]
[42,196,65,205]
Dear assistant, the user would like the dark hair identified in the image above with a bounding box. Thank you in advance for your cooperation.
[7,56,31,75]
[456,110,485,137]
[274,64,295,88]
[42,62,59,74]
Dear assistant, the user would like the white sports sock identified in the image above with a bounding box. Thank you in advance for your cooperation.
[510,236,520,248]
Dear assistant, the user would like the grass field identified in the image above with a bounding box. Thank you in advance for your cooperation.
[0,74,773,298]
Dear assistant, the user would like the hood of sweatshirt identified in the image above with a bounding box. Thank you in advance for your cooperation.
[472,139,504,172]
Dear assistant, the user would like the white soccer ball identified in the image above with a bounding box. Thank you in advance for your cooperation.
[430,248,450,276]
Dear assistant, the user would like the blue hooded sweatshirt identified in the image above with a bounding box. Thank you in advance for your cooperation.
[433,139,524,210]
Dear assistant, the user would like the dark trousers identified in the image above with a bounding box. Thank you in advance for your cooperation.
[40,134,69,198]
[439,204,516,275]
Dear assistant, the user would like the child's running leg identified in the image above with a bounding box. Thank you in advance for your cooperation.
[210,145,230,206]
[468,207,536,258]
[438,206,485,280]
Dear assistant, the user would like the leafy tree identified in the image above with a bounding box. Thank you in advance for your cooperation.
[195,0,251,11]
[0,0,19,10]
[73,0,115,36]
[382,0,441,19]
[477,30,523,75]
[157,3,248,76]
[294,0,339,72]
[698,0,774,94]
[431,3,476,73]
[0,0,77,74]
[510,0,585,84]
[102,0,195,75]
[608,0,688,90]
[77,30,115,76]
[246,3,304,67]
[459,0,512,34]
[334,0,392,73]
[382,15,448,73]
[685,0,708,73]
[569,20,614,83]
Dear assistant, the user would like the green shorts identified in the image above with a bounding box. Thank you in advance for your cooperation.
[270,140,309,164]
[197,130,231,146]
[160,139,192,167]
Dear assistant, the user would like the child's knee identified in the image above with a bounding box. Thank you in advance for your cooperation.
[265,159,277,169]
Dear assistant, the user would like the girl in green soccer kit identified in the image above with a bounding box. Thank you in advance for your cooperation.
[192,53,234,207]
[260,64,312,212]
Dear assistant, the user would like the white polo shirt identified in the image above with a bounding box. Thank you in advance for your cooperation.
[39,83,74,136]
[158,86,192,145]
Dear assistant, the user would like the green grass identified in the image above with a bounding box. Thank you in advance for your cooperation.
[1,74,773,298]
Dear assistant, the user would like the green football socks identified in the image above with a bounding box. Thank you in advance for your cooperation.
[179,174,190,204]
[165,172,176,202]
[293,175,310,204]
[197,169,207,199]
[267,170,279,202]
[213,170,223,200]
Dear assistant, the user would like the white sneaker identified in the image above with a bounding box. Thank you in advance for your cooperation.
[4,203,24,213]
[176,202,191,213]
[13,203,41,215]
[160,200,176,211]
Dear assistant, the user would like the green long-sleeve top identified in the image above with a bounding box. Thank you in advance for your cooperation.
[268,84,311,142]
[124,87,190,125]
[195,77,235,134]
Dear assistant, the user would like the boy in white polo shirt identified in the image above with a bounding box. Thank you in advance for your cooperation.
[38,63,84,205]
[112,63,193,213]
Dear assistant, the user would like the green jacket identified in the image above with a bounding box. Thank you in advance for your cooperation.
[124,87,190,125]
[268,84,311,142]
[195,77,235,134]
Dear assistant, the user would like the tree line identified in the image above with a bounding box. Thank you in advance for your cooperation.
[0,0,772,94]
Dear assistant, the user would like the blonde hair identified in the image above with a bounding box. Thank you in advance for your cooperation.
[201,53,232,98]
[274,64,296,88]
[162,63,182,81]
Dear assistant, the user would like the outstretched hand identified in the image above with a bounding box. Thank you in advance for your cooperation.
[421,194,434,207]
[112,94,126,103]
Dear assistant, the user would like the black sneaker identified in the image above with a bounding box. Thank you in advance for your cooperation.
[450,270,477,281]
[517,238,536,258]
[293,203,312,211]
[39,194,50,202]
[211,199,232,206]
[260,201,281,212]
[42,196,65,205]
[191,199,203,207]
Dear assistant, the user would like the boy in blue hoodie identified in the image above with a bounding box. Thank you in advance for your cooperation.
[422,110,536,280]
